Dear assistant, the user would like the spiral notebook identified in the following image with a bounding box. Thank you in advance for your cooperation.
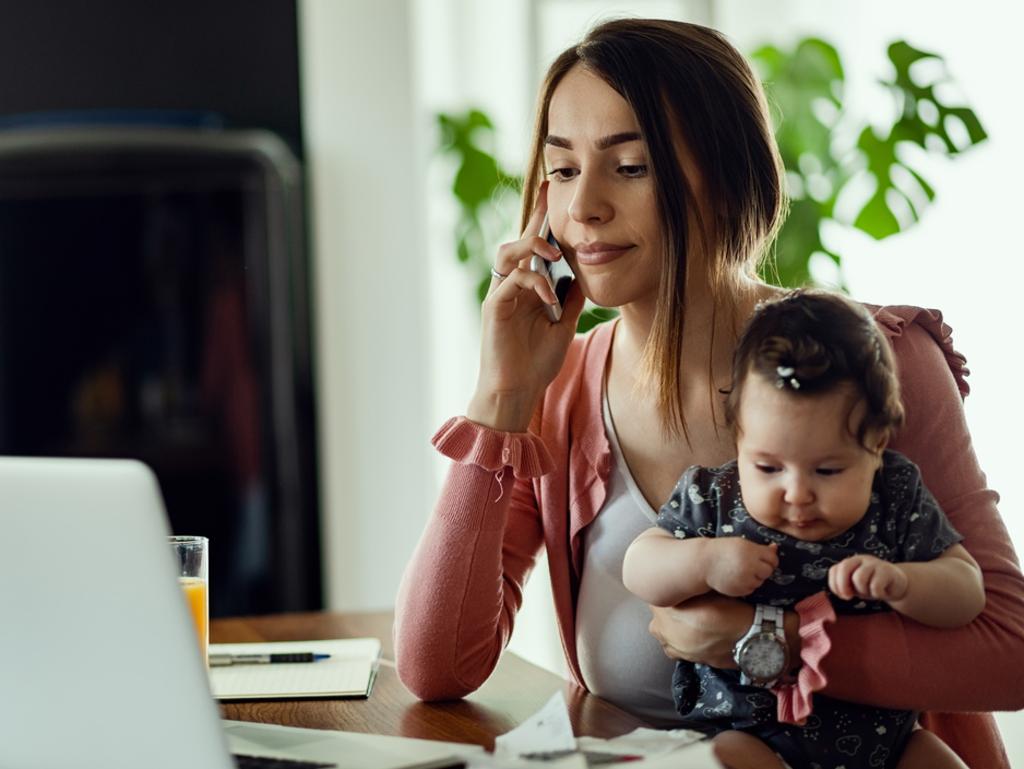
[209,638,382,700]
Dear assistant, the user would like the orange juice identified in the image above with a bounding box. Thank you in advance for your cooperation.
[179,576,209,665]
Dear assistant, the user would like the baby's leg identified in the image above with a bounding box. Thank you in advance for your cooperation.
[896,729,968,769]
[711,730,787,769]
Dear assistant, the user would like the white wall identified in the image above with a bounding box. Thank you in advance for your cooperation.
[299,0,433,611]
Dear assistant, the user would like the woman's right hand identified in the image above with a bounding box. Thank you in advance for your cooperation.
[466,182,586,432]
[648,595,753,669]
[648,594,802,670]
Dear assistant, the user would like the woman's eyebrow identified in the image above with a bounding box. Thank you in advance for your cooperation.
[544,131,643,150]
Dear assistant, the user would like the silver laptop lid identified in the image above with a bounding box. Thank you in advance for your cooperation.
[0,457,233,769]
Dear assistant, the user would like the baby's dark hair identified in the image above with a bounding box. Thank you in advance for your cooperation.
[725,289,904,450]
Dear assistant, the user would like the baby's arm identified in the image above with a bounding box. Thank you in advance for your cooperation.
[828,544,984,628]
[623,528,779,606]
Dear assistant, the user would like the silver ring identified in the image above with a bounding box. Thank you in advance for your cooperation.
[490,267,508,280]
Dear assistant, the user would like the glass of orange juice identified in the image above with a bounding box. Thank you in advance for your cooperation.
[170,535,208,666]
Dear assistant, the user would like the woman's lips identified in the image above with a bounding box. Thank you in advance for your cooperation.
[573,242,633,266]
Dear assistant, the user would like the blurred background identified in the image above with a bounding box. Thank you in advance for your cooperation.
[1,0,1020,756]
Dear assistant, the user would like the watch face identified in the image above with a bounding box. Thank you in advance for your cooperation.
[737,633,786,680]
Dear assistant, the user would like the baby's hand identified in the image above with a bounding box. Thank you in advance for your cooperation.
[828,555,908,603]
[704,540,779,597]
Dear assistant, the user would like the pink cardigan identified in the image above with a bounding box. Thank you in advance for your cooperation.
[395,306,1024,768]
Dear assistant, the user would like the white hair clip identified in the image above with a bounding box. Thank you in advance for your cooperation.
[776,365,800,390]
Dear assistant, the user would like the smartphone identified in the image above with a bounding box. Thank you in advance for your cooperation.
[529,214,575,322]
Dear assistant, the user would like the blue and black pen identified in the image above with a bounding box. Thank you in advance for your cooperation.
[209,652,331,667]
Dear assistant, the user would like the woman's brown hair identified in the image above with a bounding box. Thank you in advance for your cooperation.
[520,18,786,437]
[724,289,905,450]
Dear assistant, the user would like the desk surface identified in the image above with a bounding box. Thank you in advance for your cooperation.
[214,611,646,749]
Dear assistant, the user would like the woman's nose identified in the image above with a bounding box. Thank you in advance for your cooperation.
[568,171,614,224]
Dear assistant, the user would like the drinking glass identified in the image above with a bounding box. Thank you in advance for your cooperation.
[170,535,209,666]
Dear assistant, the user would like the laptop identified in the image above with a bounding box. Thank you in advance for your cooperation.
[0,456,470,769]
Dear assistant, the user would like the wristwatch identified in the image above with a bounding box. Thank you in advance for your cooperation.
[733,604,789,687]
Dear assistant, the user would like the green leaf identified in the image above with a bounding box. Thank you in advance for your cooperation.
[436,113,457,150]
[894,186,920,224]
[904,166,936,202]
[887,40,938,71]
[476,274,491,304]
[944,106,988,147]
[854,191,901,239]
[466,109,494,131]
[765,198,826,286]
[795,38,845,89]
[751,44,784,76]
[577,307,618,333]
[883,40,987,157]
[453,148,501,211]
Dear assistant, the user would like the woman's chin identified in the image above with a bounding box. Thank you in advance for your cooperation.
[576,267,660,312]
[577,278,638,311]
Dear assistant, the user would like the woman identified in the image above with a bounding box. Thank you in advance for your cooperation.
[395,19,1024,767]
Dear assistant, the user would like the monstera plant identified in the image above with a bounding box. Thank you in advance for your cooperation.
[753,38,987,287]
[436,38,986,327]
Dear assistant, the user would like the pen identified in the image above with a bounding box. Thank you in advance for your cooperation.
[519,751,645,764]
[209,652,331,667]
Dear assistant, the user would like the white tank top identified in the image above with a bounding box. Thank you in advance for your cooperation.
[574,387,681,726]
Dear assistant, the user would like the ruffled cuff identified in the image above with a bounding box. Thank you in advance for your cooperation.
[431,416,555,479]
[775,591,837,725]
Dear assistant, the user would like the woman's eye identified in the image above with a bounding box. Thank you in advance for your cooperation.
[547,167,578,182]
[816,468,843,476]
[755,464,779,474]
[618,164,648,178]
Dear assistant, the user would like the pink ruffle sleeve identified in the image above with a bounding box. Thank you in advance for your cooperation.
[432,416,554,479]
[872,305,970,398]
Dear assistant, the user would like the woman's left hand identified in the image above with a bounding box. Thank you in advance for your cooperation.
[647,594,755,669]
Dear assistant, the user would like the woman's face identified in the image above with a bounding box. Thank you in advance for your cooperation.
[543,65,663,309]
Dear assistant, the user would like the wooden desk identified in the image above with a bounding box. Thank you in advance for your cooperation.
[214,611,647,749]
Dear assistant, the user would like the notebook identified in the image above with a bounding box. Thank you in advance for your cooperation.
[0,456,469,769]
[210,638,382,700]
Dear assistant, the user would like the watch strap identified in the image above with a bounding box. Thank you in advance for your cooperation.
[762,605,785,641]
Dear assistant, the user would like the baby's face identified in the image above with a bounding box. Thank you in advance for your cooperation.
[735,376,885,542]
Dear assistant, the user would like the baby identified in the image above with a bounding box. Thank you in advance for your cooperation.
[623,290,984,769]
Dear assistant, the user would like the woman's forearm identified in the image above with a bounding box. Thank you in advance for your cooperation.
[889,547,985,628]
[820,591,1024,712]
[395,461,542,701]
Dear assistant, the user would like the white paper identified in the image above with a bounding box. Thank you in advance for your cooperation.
[575,729,715,769]
[577,727,707,759]
[493,692,577,758]
[483,693,716,769]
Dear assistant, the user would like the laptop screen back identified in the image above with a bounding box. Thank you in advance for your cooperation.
[0,457,233,769]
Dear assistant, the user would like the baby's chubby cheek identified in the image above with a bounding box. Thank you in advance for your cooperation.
[735,480,773,527]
